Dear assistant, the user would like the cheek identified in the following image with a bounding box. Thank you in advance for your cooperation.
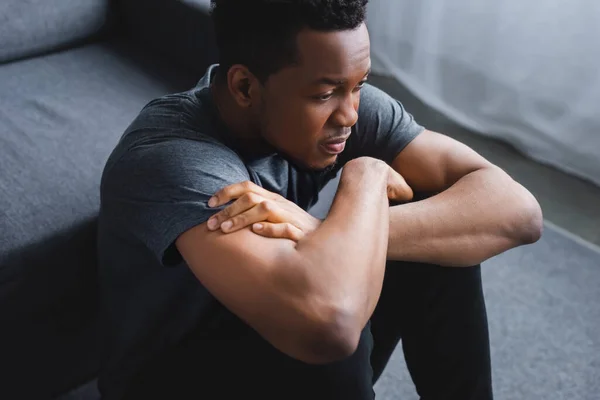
[268,102,332,146]
[299,103,334,139]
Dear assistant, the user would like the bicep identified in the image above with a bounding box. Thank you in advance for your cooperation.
[176,223,299,308]
[175,223,320,360]
[391,130,493,193]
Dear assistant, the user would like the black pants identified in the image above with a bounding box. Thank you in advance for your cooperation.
[124,261,493,400]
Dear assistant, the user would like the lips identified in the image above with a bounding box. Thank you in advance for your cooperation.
[321,135,350,155]
[323,137,348,145]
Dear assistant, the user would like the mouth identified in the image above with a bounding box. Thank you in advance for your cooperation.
[320,133,351,155]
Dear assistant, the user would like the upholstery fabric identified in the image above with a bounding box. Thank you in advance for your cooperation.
[0,0,112,64]
[0,40,195,398]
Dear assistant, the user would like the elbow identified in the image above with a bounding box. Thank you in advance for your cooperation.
[295,306,362,365]
[266,257,363,364]
[515,192,544,245]
[301,332,360,365]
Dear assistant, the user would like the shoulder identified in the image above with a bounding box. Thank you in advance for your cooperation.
[340,83,424,164]
[355,83,421,138]
[356,83,423,135]
[359,83,391,104]
[358,83,403,122]
[126,89,210,135]
[103,85,247,191]
[358,83,392,110]
[101,133,249,202]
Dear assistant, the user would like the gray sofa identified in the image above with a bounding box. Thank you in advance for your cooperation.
[0,1,217,398]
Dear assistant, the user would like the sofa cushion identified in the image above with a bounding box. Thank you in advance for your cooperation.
[0,0,113,64]
[0,40,195,398]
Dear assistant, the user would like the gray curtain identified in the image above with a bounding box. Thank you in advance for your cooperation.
[367,0,600,186]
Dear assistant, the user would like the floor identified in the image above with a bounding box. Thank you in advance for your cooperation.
[368,75,600,247]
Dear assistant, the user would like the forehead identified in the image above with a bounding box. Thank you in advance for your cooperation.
[275,24,371,85]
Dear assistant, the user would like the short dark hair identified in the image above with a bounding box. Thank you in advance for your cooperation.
[210,0,369,83]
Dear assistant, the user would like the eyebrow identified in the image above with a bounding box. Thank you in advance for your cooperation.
[313,68,371,86]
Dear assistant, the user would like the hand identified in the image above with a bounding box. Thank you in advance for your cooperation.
[385,164,414,202]
[345,157,414,202]
[206,181,322,241]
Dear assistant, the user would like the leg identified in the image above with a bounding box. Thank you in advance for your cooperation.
[370,261,493,400]
[122,307,376,400]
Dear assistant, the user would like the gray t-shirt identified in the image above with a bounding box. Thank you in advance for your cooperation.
[97,65,424,398]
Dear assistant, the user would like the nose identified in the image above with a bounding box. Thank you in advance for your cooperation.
[332,92,359,128]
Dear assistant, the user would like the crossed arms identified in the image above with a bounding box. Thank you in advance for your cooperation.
[176,130,543,364]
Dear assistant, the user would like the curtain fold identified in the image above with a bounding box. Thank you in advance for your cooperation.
[367,0,600,186]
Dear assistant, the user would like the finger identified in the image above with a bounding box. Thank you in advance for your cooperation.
[209,180,279,208]
[252,222,304,242]
[208,181,259,208]
[220,200,283,233]
[207,192,265,230]
[387,169,414,202]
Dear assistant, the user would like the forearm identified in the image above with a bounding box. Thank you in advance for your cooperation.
[294,159,389,329]
[388,166,543,266]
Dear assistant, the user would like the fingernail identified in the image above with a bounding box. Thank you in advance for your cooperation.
[221,220,233,231]
[207,218,218,230]
[208,197,217,208]
[253,223,263,231]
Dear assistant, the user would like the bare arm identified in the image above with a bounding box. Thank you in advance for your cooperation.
[176,158,390,364]
[389,130,543,266]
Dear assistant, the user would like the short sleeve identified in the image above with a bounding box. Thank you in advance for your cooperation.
[100,135,250,266]
[343,83,425,165]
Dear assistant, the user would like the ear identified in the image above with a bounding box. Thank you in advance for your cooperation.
[226,65,261,108]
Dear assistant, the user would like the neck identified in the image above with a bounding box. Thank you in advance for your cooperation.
[211,80,272,156]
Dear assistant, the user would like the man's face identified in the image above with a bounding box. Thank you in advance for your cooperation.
[256,23,371,170]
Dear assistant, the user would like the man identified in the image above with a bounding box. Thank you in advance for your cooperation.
[97,1,543,399]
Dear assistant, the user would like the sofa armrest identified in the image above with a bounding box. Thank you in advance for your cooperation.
[116,0,218,75]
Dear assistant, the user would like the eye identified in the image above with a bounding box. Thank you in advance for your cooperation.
[354,80,368,91]
[314,92,334,101]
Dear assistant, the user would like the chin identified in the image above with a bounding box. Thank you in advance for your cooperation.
[307,156,339,173]
[280,149,338,173]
